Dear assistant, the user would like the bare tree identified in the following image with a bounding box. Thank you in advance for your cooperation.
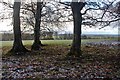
[59,0,120,56]
[68,1,85,57]
[9,0,29,55]
[31,0,43,50]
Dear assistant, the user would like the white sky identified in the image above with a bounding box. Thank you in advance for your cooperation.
[0,19,118,34]
[0,20,118,35]
[0,1,119,35]
[64,22,118,34]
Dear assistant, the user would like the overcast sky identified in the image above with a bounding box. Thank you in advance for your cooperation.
[0,20,118,35]
[0,0,119,35]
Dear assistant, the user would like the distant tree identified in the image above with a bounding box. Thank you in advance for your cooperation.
[9,0,29,55]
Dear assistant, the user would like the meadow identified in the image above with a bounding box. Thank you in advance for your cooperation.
[1,38,118,55]
[1,39,113,47]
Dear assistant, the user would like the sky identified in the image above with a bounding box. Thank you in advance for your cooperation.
[0,20,118,35]
[64,22,118,35]
[0,0,119,35]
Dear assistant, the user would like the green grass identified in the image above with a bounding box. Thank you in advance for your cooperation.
[1,38,118,54]
[0,39,113,47]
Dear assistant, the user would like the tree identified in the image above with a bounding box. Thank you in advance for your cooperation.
[9,0,29,55]
[116,1,120,15]
[1,1,67,49]
[59,0,120,57]
[22,1,68,50]
[31,0,43,50]
[68,1,85,57]
[82,0,120,29]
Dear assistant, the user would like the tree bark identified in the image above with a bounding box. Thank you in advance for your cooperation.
[31,1,43,50]
[68,2,85,57]
[9,1,29,55]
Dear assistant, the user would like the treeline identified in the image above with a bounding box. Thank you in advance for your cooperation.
[1,33,117,41]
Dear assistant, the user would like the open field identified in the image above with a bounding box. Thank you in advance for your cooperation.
[0,38,118,53]
[1,39,116,47]
[1,39,119,54]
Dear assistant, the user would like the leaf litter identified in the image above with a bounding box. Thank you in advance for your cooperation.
[2,41,120,79]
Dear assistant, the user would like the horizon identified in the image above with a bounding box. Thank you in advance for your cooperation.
[0,31,119,35]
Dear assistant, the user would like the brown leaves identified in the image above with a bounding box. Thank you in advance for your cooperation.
[2,42,120,79]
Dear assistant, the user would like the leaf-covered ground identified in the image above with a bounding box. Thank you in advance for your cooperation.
[2,41,120,80]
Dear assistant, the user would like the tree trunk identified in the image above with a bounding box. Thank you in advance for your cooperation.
[68,2,85,57]
[31,1,42,50]
[9,1,29,55]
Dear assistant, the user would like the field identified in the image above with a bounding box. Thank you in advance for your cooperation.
[1,39,111,54]
[1,39,114,47]
[1,39,120,79]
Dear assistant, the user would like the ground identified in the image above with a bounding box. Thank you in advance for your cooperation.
[1,40,120,79]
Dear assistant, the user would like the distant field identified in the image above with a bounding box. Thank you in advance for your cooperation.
[0,39,115,47]
[1,39,119,54]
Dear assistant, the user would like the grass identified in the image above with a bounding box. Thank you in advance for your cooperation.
[0,39,113,47]
[1,38,117,54]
